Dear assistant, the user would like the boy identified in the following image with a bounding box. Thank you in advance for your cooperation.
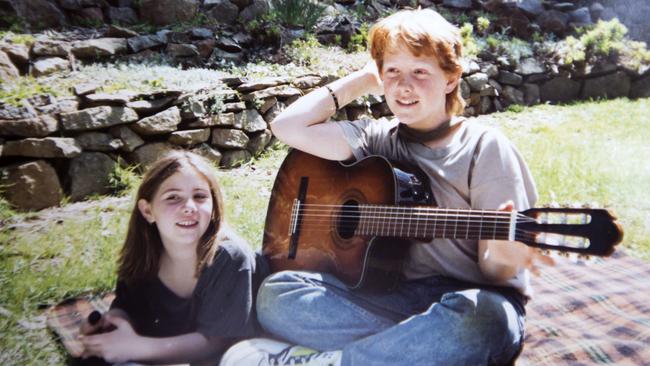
[221,8,553,366]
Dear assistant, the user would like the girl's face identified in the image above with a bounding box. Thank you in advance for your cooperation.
[381,45,458,130]
[138,166,214,257]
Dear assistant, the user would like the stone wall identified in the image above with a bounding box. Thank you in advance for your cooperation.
[1,58,649,211]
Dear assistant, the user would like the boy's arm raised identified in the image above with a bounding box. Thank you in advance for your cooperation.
[271,62,383,161]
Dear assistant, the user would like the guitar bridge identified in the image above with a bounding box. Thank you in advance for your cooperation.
[288,177,309,260]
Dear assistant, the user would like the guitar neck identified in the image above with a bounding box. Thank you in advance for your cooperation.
[356,205,514,241]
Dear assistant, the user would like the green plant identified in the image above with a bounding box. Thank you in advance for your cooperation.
[0,77,59,106]
[460,23,479,58]
[270,0,325,31]
[0,31,35,45]
[108,160,141,196]
[476,16,490,34]
[347,23,369,53]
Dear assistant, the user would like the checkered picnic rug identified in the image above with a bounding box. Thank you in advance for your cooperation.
[46,252,650,365]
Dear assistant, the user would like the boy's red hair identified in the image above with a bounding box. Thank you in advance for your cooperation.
[369,9,466,116]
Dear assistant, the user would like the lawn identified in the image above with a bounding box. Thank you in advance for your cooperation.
[0,98,648,365]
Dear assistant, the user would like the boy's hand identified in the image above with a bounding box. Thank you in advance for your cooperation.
[496,201,555,276]
[361,61,384,96]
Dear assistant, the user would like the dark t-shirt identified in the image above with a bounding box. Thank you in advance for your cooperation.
[111,240,270,340]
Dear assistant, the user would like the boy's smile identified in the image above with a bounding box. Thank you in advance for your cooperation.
[381,45,458,131]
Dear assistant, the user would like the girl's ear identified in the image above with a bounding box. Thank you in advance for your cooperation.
[138,199,155,223]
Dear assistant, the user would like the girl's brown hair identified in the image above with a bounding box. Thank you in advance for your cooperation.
[368,9,466,116]
[117,151,224,284]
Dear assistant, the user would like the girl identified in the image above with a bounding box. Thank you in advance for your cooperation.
[79,151,268,365]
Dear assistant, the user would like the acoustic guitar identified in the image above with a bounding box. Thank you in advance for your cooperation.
[262,150,624,291]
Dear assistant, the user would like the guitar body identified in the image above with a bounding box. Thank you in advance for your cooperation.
[262,149,433,291]
[262,150,623,291]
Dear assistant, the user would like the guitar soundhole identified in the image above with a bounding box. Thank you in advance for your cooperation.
[337,200,360,239]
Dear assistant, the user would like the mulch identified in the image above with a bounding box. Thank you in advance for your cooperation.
[46,252,650,365]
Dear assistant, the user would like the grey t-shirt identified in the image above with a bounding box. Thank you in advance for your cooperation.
[338,117,538,296]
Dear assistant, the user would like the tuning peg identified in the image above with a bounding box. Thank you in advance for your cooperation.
[577,254,591,261]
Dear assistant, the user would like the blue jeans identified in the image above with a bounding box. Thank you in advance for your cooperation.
[256,271,526,366]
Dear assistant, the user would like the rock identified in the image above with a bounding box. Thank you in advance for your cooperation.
[0,43,29,66]
[76,132,124,151]
[0,115,58,137]
[36,97,79,116]
[502,85,525,105]
[221,101,247,113]
[442,0,472,9]
[32,40,71,57]
[237,77,291,93]
[127,34,165,53]
[581,71,631,100]
[238,0,270,23]
[540,76,581,103]
[30,57,70,77]
[1,160,62,210]
[537,10,570,34]
[168,128,210,146]
[166,43,200,58]
[234,109,267,132]
[139,0,199,26]
[73,83,100,96]
[465,73,489,92]
[191,143,222,165]
[215,36,243,53]
[61,106,138,131]
[58,0,83,11]
[24,0,66,29]
[131,106,182,135]
[292,75,323,89]
[569,7,592,27]
[211,128,249,149]
[522,83,540,106]
[74,7,104,24]
[180,98,206,120]
[67,152,116,201]
[190,28,214,39]
[206,0,239,25]
[107,6,138,25]
[0,50,19,80]
[128,142,178,170]
[515,58,545,75]
[246,129,272,155]
[256,98,276,114]
[0,100,37,120]
[497,70,523,86]
[630,75,650,99]
[105,24,139,38]
[241,85,302,102]
[71,38,128,58]
[209,48,244,63]
[220,149,252,168]
[109,125,144,152]
[126,96,176,115]
[83,92,135,106]
[518,0,544,17]
[2,137,81,158]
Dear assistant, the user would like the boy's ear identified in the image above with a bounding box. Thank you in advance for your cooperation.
[138,199,155,223]
[445,73,461,94]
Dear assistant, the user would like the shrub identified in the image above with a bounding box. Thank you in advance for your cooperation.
[270,0,325,31]
[460,23,479,59]
[347,23,369,52]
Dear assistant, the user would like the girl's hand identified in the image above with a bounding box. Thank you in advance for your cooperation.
[361,61,384,96]
[79,313,143,363]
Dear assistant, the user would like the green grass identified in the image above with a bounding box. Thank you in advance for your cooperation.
[0,99,649,365]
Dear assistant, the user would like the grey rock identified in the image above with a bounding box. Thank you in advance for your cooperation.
[2,137,81,158]
[497,70,523,86]
[206,0,239,25]
[0,50,19,80]
[540,76,581,103]
[442,0,472,9]
[220,149,252,168]
[241,85,302,102]
[71,38,128,58]
[0,115,58,137]
[109,125,145,152]
[256,98,276,114]
[239,0,270,23]
[581,72,631,100]
[569,7,592,27]
[0,43,29,66]
[132,106,182,135]
[518,0,544,17]
[537,10,570,34]
[24,0,66,29]
[221,102,247,113]
[237,77,291,93]
[31,57,70,77]
[191,143,222,165]
[107,6,138,25]
[83,92,135,106]
[246,129,272,155]
[126,96,176,115]
[166,43,200,58]
[105,25,140,38]
[76,132,124,151]
[502,86,525,105]
[74,83,100,96]
[515,58,546,75]
[292,75,323,89]
[168,128,210,146]
[61,106,139,131]
[522,83,540,106]
[630,75,650,99]
[36,97,79,116]
[465,73,489,92]
[191,28,214,39]
[67,152,116,201]
[235,109,267,132]
[211,128,249,149]
[0,100,37,120]
[127,35,165,53]
[1,160,62,210]
[129,142,178,170]
[139,0,199,26]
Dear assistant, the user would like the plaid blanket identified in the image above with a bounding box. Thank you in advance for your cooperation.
[46,253,650,365]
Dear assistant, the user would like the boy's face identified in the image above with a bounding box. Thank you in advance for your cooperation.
[380,45,458,130]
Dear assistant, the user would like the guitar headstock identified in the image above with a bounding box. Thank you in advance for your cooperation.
[517,205,624,257]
